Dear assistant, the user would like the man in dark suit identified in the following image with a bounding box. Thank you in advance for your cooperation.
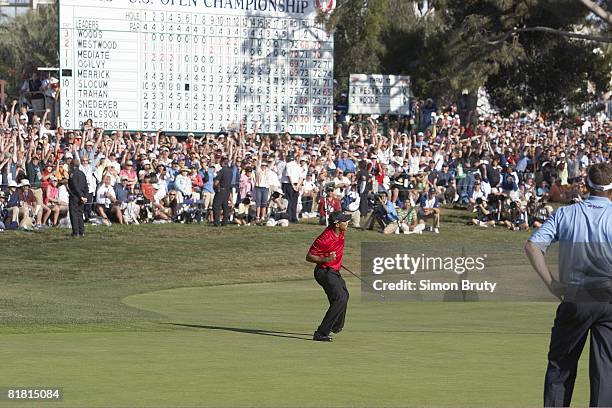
[68,158,88,237]
[212,158,233,226]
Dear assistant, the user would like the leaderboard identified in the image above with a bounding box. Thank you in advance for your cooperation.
[348,74,411,115]
[59,0,334,134]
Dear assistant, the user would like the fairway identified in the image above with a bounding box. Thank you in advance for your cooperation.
[0,214,591,407]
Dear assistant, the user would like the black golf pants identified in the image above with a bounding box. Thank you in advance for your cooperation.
[544,301,612,407]
[314,266,349,336]
[69,199,85,236]
[282,183,299,223]
[212,189,230,226]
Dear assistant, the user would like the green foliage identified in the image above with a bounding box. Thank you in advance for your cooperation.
[329,0,611,112]
[0,5,58,96]
[487,37,612,114]
[327,0,390,97]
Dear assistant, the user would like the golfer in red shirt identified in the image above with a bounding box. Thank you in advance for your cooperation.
[306,211,352,342]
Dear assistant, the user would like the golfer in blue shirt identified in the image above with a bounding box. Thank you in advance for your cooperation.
[526,162,612,407]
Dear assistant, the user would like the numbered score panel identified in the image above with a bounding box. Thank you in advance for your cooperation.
[59,0,335,134]
[348,74,411,115]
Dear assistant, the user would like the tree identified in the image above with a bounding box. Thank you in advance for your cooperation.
[327,0,612,113]
[484,0,612,113]
[486,38,612,115]
[325,0,390,98]
[0,5,58,97]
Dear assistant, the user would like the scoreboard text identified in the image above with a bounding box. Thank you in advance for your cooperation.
[348,74,411,115]
[59,0,334,134]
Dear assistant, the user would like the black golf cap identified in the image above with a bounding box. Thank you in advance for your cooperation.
[328,211,351,225]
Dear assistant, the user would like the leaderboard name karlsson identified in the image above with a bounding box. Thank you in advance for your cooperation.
[373,279,498,293]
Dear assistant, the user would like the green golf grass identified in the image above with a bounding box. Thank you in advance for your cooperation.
[0,211,591,407]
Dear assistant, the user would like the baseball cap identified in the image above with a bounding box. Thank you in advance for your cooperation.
[328,211,351,225]
[428,187,436,193]
[19,114,28,121]
[8,181,18,188]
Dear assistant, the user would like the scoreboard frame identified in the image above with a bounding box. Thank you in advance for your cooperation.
[58,0,335,135]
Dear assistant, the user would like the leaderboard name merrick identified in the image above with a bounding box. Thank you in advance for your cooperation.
[372,279,498,293]
[128,0,312,14]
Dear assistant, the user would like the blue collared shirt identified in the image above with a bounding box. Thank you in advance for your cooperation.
[529,196,612,285]
[201,168,215,193]
[384,201,399,222]
[337,158,356,173]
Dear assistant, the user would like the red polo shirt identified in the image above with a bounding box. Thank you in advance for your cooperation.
[308,227,345,272]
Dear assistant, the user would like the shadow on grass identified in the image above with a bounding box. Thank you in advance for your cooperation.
[163,323,313,341]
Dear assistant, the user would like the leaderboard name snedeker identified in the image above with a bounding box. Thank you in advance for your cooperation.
[525,162,612,408]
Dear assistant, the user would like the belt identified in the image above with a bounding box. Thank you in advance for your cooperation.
[563,281,612,302]
[317,265,339,274]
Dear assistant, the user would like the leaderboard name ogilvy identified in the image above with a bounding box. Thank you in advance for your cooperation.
[128,0,313,14]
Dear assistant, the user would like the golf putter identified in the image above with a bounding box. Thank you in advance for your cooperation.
[341,265,386,301]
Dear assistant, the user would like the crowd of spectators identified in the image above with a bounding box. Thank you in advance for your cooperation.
[0,97,609,234]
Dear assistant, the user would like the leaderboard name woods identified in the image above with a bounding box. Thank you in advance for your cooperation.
[525,162,612,408]
[306,211,352,342]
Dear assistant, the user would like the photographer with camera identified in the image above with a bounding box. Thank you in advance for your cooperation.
[528,196,553,229]
[341,180,361,227]
[390,164,413,205]
[499,199,529,231]
[159,190,180,222]
[467,180,487,212]
[363,191,401,234]
[267,191,290,227]
[470,195,497,228]
[234,196,254,226]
